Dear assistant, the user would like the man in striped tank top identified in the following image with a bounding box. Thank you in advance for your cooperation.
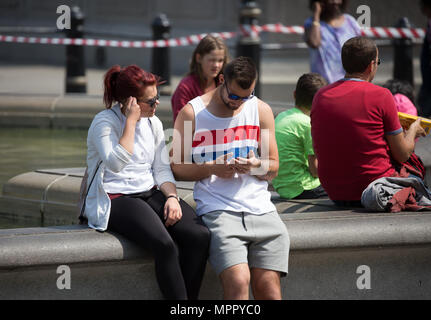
[171,57,290,300]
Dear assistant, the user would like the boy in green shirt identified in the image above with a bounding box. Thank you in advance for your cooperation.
[273,73,327,199]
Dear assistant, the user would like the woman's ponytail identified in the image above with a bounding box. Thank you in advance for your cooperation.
[103,65,121,109]
[103,64,159,109]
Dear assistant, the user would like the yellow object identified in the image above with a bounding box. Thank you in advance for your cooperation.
[398,112,431,135]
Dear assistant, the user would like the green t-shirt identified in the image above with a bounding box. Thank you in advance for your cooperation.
[272,108,321,199]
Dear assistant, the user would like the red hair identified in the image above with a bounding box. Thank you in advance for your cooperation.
[103,65,160,109]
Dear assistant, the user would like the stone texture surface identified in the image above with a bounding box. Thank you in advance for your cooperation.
[1,211,431,299]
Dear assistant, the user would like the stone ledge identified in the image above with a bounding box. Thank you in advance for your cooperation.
[2,210,431,269]
[0,225,142,269]
[0,169,355,225]
[2,163,431,226]
[1,211,431,299]
[0,93,288,130]
[282,210,431,250]
[0,93,173,129]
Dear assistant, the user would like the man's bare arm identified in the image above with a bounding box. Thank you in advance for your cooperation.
[255,100,279,181]
[386,118,426,163]
[170,104,236,181]
[308,155,319,178]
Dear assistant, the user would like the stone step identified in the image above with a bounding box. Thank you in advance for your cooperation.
[2,209,431,299]
[0,93,289,130]
[0,168,349,226]
[0,133,429,225]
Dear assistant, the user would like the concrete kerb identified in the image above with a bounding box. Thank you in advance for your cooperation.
[0,93,102,129]
[2,168,431,299]
[0,93,289,130]
[1,210,431,299]
[1,169,431,299]
[0,93,174,129]
[0,168,383,226]
[3,210,431,269]
[0,130,430,225]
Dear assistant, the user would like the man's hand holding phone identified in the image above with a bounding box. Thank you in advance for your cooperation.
[204,151,266,178]
[205,152,237,179]
[232,150,262,175]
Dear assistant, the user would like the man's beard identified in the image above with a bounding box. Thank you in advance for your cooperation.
[220,90,242,111]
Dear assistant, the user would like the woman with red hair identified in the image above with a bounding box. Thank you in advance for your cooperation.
[83,64,210,300]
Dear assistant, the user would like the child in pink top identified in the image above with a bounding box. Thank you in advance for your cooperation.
[383,79,418,115]
[394,93,418,116]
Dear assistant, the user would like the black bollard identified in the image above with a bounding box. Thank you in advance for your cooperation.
[393,17,414,87]
[236,0,262,97]
[95,47,106,68]
[65,6,87,93]
[151,13,171,95]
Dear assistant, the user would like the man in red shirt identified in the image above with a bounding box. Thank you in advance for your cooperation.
[311,37,426,205]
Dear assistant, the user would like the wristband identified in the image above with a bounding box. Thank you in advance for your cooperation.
[167,195,180,202]
[312,20,320,27]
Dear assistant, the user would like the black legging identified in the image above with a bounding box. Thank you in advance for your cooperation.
[107,189,210,300]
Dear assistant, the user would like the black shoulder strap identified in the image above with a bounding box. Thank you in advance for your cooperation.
[79,160,102,221]
[80,107,121,222]
[86,161,102,195]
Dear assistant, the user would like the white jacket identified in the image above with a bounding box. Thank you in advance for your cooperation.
[84,104,175,231]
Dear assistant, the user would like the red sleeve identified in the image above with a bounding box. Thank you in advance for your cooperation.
[171,76,201,122]
[381,89,403,135]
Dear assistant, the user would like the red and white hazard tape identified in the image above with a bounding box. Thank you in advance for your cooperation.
[360,26,426,39]
[0,24,426,48]
[240,23,426,39]
[0,31,236,48]
[240,24,305,38]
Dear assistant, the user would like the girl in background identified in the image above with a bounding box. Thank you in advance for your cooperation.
[171,35,229,122]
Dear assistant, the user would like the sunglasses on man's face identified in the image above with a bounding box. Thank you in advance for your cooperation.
[225,83,255,101]
[137,94,160,108]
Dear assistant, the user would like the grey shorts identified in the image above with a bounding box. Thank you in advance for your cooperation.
[201,210,290,276]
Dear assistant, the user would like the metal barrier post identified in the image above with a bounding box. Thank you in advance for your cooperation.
[236,0,262,97]
[65,6,87,93]
[95,47,106,68]
[151,13,171,95]
[393,17,414,87]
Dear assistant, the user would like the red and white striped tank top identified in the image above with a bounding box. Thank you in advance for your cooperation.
[189,95,276,216]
